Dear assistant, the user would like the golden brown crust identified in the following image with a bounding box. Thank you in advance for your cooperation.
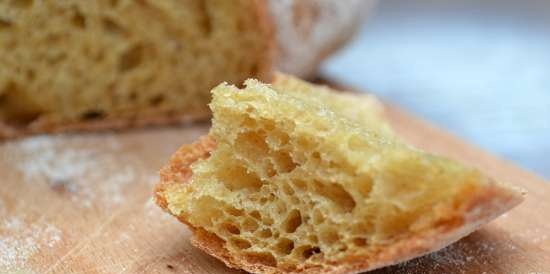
[0,110,210,140]
[155,135,524,274]
[155,135,216,210]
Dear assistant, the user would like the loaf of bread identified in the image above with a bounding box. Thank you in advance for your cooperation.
[155,74,524,274]
[0,0,370,138]
[0,0,274,138]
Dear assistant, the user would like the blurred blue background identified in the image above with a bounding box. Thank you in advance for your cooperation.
[323,0,550,179]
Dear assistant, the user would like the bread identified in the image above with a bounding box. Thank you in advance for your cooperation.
[155,74,524,274]
[0,0,370,138]
[269,0,376,78]
[0,0,274,138]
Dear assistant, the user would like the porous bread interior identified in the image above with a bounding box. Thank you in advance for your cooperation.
[163,79,495,272]
[0,0,271,128]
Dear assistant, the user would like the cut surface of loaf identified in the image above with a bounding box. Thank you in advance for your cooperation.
[0,0,273,138]
[155,75,524,274]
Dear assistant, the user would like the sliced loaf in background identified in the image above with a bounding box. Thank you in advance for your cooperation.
[0,0,274,138]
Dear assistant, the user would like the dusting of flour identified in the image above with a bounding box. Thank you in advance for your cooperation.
[385,235,550,274]
[8,135,138,209]
[0,216,62,272]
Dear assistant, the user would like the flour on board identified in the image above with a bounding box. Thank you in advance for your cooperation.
[6,135,137,209]
[0,216,62,272]
[388,237,520,274]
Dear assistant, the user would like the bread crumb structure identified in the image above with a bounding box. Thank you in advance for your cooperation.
[155,74,523,274]
[0,0,273,137]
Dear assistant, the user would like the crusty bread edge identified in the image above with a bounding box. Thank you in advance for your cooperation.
[333,181,524,274]
[0,0,276,141]
[0,110,213,140]
[154,135,524,274]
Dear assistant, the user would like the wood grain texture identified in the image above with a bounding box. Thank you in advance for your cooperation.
[0,103,549,274]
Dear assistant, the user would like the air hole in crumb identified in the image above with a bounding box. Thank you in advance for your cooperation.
[273,150,297,173]
[268,129,290,146]
[282,183,294,195]
[241,115,256,125]
[302,247,321,259]
[226,207,244,216]
[275,238,294,255]
[119,44,144,72]
[242,218,259,232]
[328,161,340,169]
[193,196,224,227]
[230,237,251,250]
[0,19,12,29]
[71,8,86,28]
[352,237,367,247]
[136,0,150,6]
[265,162,276,177]
[245,252,277,267]
[250,210,261,220]
[218,164,262,191]
[197,0,213,35]
[313,181,356,213]
[309,235,318,243]
[149,94,165,106]
[11,0,33,8]
[102,17,125,35]
[257,228,272,238]
[249,64,259,75]
[275,201,287,214]
[26,70,35,80]
[220,222,240,235]
[312,151,321,160]
[129,92,137,101]
[236,131,269,155]
[283,210,302,233]
[261,119,276,130]
[0,82,43,125]
[357,174,374,197]
[320,229,340,244]
[313,209,325,224]
[81,110,105,120]
[166,264,175,270]
[293,179,307,190]
[262,216,274,226]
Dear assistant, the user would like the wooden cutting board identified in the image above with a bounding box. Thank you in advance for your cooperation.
[1,99,549,274]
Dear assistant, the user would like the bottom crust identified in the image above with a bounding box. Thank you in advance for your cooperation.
[0,110,211,140]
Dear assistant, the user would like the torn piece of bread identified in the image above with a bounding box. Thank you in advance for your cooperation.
[155,75,524,274]
[0,0,273,138]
